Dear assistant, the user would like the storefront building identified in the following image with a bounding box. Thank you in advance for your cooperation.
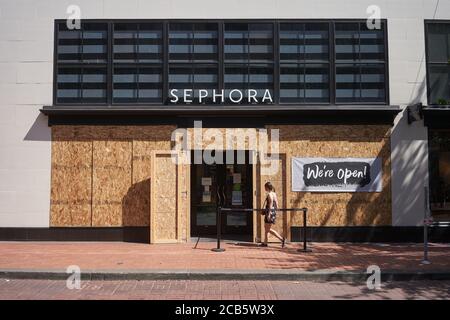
[0,0,449,243]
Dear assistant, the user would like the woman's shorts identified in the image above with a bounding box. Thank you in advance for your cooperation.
[264,210,277,224]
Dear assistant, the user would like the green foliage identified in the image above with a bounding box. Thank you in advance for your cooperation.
[437,98,449,105]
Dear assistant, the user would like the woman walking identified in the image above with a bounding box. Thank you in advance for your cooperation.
[261,181,286,248]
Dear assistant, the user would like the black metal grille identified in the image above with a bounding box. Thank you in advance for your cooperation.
[53,19,389,106]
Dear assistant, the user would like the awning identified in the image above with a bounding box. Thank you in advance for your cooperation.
[40,105,402,126]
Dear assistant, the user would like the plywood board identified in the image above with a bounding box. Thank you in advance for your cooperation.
[251,150,258,243]
[184,163,191,242]
[50,204,91,226]
[130,135,174,227]
[259,154,288,242]
[269,125,392,227]
[92,140,132,227]
[150,151,182,243]
[50,138,92,227]
[50,123,392,241]
[50,125,176,228]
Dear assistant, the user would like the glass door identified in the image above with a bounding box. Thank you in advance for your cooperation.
[221,154,253,235]
[190,161,222,235]
[190,150,253,237]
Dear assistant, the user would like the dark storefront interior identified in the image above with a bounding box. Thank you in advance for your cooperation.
[190,151,253,240]
[429,130,450,216]
[425,21,450,218]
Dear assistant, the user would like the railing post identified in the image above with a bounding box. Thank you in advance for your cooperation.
[297,208,312,253]
[212,206,225,252]
[211,207,311,252]
[422,186,430,264]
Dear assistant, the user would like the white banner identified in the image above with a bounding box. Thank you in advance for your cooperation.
[292,157,383,192]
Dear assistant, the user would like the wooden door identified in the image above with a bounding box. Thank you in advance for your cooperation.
[150,151,182,243]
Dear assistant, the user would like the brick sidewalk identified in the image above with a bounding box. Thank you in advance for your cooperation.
[0,279,448,300]
[0,241,448,272]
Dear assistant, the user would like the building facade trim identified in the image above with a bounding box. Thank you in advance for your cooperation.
[41,105,401,126]
[1,226,449,243]
[423,107,450,128]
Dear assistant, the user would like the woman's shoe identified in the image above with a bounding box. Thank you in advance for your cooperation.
[281,238,286,248]
[260,243,268,247]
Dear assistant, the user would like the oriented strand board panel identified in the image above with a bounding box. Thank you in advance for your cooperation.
[177,162,190,241]
[129,139,173,226]
[268,125,392,227]
[259,154,288,242]
[92,140,132,226]
[151,152,181,243]
[52,125,176,141]
[50,125,176,228]
[50,123,392,238]
[254,158,263,242]
[183,162,191,242]
[51,204,91,226]
[50,139,92,226]
[126,126,176,227]
[186,128,257,150]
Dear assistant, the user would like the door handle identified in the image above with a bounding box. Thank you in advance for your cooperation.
[221,185,226,206]
[216,185,222,206]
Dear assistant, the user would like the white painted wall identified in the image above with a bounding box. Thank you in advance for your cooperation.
[0,0,449,227]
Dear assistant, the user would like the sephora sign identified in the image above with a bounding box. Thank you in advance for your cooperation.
[169,89,273,104]
[292,158,382,192]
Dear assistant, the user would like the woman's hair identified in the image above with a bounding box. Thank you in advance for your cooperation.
[264,181,275,192]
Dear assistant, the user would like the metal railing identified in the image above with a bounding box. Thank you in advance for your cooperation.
[423,219,450,264]
[422,186,450,264]
[211,207,311,253]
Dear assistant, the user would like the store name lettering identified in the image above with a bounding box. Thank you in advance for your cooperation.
[169,89,273,104]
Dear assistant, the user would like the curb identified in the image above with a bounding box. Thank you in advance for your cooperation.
[1,269,449,282]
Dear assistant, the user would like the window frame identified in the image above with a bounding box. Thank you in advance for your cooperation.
[53,19,390,106]
[278,21,332,104]
[111,22,165,105]
[223,22,276,104]
[425,20,450,106]
[53,21,110,105]
[168,22,221,104]
[427,128,450,215]
[333,20,389,105]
